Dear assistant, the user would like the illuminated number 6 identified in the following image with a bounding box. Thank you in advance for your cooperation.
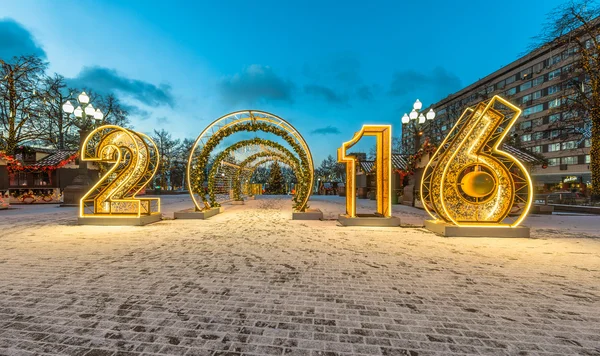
[338,125,392,218]
[421,96,533,227]
[80,125,160,218]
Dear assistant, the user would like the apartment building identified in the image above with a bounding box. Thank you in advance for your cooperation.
[403,36,595,193]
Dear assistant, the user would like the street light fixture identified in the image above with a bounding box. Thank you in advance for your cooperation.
[60,91,104,206]
[401,99,436,153]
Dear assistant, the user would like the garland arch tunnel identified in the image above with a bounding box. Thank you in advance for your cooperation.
[186,111,315,212]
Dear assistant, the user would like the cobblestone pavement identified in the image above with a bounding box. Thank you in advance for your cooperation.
[0,196,599,356]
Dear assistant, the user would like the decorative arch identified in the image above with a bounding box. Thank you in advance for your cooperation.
[187,111,314,211]
[232,149,302,201]
[205,139,303,206]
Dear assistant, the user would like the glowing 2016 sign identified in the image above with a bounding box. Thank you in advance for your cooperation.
[421,95,533,229]
[79,125,161,223]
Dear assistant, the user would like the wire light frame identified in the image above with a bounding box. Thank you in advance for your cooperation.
[420,95,533,227]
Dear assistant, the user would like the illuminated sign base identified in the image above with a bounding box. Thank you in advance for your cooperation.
[174,207,223,220]
[425,220,530,238]
[292,208,323,220]
[77,214,161,226]
[338,214,401,227]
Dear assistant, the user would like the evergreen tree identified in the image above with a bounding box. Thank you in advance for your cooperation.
[266,161,286,194]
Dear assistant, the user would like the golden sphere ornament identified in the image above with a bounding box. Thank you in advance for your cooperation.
[460,171,495,198]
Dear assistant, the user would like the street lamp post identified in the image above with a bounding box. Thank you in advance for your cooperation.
[401,99,436,154]
[60,92,104,206]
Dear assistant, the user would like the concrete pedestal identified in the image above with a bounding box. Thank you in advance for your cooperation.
[292,209,323,220]
[78,214,161,226]
[424,220,530,237]
[531,205,554,214]
[338,214,401,227]
[232,200,245,205]
[174,207,222,219]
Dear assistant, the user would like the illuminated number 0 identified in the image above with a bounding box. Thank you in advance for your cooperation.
[80,125,160,218]
[338,125,392,218]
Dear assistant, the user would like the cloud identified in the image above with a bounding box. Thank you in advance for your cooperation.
[304,85,349,106]
[311,126,341,135]
[357,85,373,101]
[0,19,46,60]
[67,66,174,107]
[156,116,170,125]
[121,103,151,121]
[389,67,462,100]
[218,64,294,104]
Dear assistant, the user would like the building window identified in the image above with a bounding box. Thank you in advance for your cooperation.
[33,172,51,186]
[548,68,561,80]
[530,145,542,153]
[548,84,561,95]
[532,118,543,126]
[532,90,542,100]
[549,113,561,122]
[533,76,544,86]
[551,54,562,65]
[563,110,577,120]
[548,98,562,109]
[548,143,561,152]
[505,75,516,85]
[562,156,578,165]
[562,141,577,150]
[584,139,591,147]
[521,94,532,104]
[533,132,544,140]
[548,158,560,166]
[521,134,532,142]
[523,104,544,116]
[505,87,517,96]
[585,155,590,164]
[520,81,532,91]
[9,172,28,186]
[520,67,533,80]
[520,120,532,130]
[550,129,561,138]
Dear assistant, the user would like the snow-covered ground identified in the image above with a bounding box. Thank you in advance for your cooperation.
[0,195,599,355]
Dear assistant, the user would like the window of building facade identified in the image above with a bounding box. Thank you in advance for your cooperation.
[585,155,590,163]
[550,129,561,138]
[9,172,28,186]
[547,84,561,95]
[530,145,543,153]
[505,87,517,96]
[548,98,562,109]
[521,134,532,142]
[550,54,562,65]
[532,90,542,100]
[562,141,577,150]
[533,61,544,73]
[533,76,544,86]
[549,113,561,122]
[520,67,532,80]
[533,132,544,140]
[548,158,560,166]
[520,120,532,130]
[532,118,543,126]
[548,68,561,80]
[584,139,591,147]
[505,75,516,85]
[520,81,532,91]
[523,104,544,116]
[562,156,578,165]
[33,172,51,186]
[521,94,531,104]
[548,143,561,152]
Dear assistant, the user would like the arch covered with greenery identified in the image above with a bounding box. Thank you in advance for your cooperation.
[187,111,314,212]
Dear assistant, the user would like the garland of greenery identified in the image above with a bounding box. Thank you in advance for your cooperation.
[232,149,302,201]
[206,139,303,206]
[190,121,312,211]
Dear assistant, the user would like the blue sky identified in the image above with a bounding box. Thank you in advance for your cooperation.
[2,0,566,163]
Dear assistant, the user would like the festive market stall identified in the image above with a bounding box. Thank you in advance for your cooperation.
[0,147,98,204]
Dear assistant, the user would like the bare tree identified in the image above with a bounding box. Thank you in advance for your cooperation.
[152,129,181,190]
[0,55,46,153]
[532,0,600,199]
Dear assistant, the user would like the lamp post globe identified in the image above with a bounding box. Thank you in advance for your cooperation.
[60,91,104,206]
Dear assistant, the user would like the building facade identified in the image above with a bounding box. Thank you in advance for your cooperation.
[403,36,595,194]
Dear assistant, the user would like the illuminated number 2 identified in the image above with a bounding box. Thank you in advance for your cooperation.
[421,96,533,227]
[338,125,392,218]
[80,125,160,218]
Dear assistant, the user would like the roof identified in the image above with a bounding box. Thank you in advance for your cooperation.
[31,150,78,167]
[392,154,408,170]
[359,161,374,173]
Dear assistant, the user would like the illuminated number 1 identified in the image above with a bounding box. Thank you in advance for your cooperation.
[338,125,392,218]
[80,125,160,218]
